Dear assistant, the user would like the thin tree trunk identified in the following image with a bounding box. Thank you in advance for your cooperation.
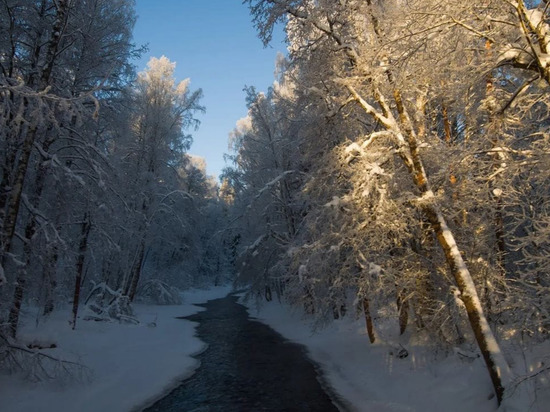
[24,0,49,88]
[1,124,37,264]
[6,185,39,337]
[42,198,62,316]
[362,297,376,343]
[442,104,453,145]
[410,220,434,331]
[42,246,58,316]
[485,38,507,321]
[127,240,145,302]
[39,0,69,89]
[71,214,91,330]
[396,288,409,335]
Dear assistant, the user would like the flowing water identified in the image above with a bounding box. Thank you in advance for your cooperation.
[143,294,346,411]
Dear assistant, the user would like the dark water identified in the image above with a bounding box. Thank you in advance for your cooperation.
[143,294,346,412]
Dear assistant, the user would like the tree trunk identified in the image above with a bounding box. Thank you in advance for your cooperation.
[409,133,511,403]
[395,88,511,403]
[42,245,59,316]
[1,125,37,265]
[7,128,59,333]
[6,270,25,338]
[127,240,145,302]
[6,194,39,337]
[362,297,376,343]
[42,197,62,316]
[413,145,510,403]
[71,214,91,330]
[349,84,511,403]
[396,288,409,335]
[39,0,70,89]
[485,38,507,321]
[422,200,511,402]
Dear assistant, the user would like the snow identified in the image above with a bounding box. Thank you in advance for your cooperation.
[298,264,308,282]
[539,53,550,68]
[242,296,549,412]
[248,170,295,206]
[3,283,547,412]
[325,195,351,208]
[243,298,500,412]
[243,234,266,254]
[325,196,342,208]
[0,285,232,412]
[345,142,363,155]
[368,262,382,277]
[526,9,547,36]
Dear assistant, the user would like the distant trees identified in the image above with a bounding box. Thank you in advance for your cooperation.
[229,0,550,404]
[224,79,307,301]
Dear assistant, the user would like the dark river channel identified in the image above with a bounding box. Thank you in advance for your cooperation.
[142,294,347,412]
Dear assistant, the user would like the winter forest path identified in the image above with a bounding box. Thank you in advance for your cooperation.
[142,294,347,411]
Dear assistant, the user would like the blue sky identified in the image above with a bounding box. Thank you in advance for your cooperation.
[132,0,286,179]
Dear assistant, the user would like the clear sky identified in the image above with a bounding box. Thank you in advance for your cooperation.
[132,0,286,180]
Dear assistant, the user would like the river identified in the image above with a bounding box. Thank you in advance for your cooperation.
[143,294,347,411]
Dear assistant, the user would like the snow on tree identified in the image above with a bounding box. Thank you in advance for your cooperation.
[238,0,550,404]
[0,0,137,338]
[224,78,307,302]
[0,3,224,383]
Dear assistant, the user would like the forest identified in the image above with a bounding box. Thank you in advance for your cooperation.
[1,0,550,409]
[0,0,228,374]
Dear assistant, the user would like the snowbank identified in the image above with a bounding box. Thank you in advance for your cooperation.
[0,285,232,412]
[243,298,499,412]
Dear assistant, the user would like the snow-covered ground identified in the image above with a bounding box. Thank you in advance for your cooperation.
[2,285,547,412]
[0,285,232,412]
[243,298,549,412]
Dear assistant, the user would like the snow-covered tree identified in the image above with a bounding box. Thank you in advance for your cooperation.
[224,74,308,301]
[112,56,204,300]
[0,0,137,337]
[240,0,550,403]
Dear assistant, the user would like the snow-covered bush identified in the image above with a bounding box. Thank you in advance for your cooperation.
[83,282,138,324]
[135,279,183,305]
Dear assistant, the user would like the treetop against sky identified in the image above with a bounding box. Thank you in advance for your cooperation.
[133,0,286,179]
